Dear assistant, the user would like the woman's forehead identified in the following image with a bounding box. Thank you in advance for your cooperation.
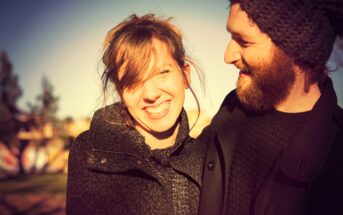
[138,40,178,72]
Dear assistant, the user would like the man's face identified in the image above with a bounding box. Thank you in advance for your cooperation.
[225,3,295,111]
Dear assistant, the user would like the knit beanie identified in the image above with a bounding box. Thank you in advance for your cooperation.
[230,0,343,69]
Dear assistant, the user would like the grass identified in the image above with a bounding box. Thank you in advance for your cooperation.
[0,173,67,196]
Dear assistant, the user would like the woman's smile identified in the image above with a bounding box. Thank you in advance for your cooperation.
[144,100,171,119]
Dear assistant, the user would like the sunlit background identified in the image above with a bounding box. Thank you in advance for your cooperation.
[2,0,341,120]
[1,1,343,214]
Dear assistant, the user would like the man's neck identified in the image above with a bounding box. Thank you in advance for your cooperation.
[275,73,321,113]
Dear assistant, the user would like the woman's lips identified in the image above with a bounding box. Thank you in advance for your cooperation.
[144,101,170,119]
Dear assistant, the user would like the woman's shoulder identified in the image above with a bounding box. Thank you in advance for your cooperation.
[69,130,91,159]
[72,104,144,154]
[90,103,126,126]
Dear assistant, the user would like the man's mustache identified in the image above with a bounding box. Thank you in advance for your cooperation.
[235,59,254,76]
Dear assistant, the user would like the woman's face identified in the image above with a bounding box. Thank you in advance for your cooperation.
[122,38,190,135]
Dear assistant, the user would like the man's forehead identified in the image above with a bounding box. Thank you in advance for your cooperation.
[227,4,263,39]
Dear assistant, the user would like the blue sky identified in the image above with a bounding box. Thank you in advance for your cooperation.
[1,0,342,118]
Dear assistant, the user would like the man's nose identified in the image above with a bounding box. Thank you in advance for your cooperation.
[224,40,241,64]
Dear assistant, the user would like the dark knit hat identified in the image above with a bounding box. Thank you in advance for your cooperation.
[231,0,343,69]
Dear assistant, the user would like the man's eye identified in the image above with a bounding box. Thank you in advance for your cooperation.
[238,39,251,47]
[233,36,251,47]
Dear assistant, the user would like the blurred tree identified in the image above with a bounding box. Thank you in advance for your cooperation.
[28,76,59,127]
[0,52,65,177]
[0,51,26,175]
[0,51,22,112]
[27,76,63,173]
[38,76,59,125]
[0,50,22,149]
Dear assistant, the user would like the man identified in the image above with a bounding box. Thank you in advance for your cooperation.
[198,0,343,214]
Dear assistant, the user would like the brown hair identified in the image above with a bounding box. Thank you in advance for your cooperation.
[101,14,204,128]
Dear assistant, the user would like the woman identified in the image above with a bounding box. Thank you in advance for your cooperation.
[66,14,205,215]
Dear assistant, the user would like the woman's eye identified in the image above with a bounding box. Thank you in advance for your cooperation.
[158,70,171,78]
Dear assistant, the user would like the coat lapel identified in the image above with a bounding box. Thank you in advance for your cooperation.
[199,91,247,215]
[169,139,205,187]
[279,78,338,182]
[216,107,246,214]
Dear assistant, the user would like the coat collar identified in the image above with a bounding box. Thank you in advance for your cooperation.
[215,78,340,184]
[279,77,339,182]
[87,103,189,156]
[214,77,341,213]
[85,103,203,186]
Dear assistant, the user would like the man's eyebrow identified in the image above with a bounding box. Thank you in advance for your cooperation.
[227,26,252,41]
[229,31,242,40]
[226,25,240,37]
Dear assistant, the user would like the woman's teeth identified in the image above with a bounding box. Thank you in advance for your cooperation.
[145,101,169,116]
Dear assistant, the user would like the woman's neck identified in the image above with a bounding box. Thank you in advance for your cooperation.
[135,122,180,150]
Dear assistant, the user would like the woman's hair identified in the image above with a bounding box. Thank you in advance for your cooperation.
[101,13,204,128]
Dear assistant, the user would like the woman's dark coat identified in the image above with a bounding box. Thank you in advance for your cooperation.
[66,104,205,215]
[198,78,343,215]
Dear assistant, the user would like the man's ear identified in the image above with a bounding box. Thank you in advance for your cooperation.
[183,64,191,89]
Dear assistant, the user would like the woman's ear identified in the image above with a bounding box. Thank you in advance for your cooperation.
[183,64,191,89]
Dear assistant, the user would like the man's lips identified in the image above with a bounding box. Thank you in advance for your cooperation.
[239,69,252,77]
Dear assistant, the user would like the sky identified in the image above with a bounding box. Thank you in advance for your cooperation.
[1,0,342,119]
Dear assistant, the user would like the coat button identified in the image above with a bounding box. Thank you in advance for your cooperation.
[208,160,215,170]
[100,157,107,164]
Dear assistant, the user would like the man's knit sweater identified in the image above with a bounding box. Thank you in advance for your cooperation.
[226,110,310,214]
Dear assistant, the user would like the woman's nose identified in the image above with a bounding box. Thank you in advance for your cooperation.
[142,80,161,103]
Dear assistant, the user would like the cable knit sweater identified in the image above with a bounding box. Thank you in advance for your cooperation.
[66,103,205,215]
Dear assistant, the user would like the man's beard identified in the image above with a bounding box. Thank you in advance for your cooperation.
[236,49,296,111]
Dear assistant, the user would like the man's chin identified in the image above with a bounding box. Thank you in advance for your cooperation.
[237,76,251,91]
[236,86,275,112]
